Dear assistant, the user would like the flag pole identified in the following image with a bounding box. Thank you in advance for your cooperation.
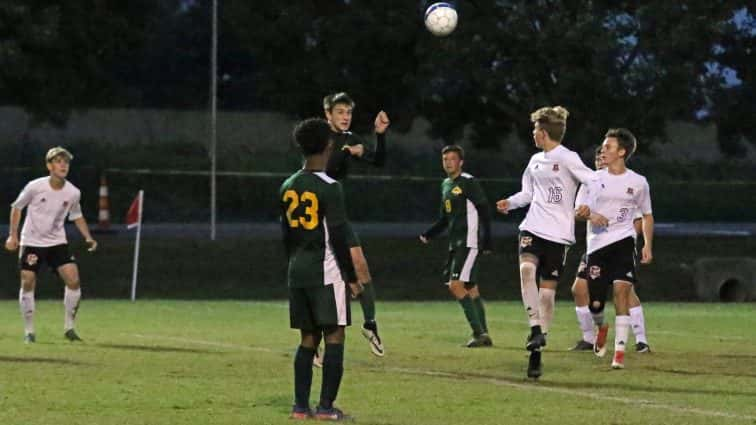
[130,190,144,302]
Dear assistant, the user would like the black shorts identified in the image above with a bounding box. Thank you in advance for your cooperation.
[19,244,75,272]
[441,247,479,285]
[289,283,351,331]
[586,237,637,287]
[518,231,569,281]
[577,251,641,286]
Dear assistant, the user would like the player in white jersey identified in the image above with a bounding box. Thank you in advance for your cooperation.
[496,106,597,378]
[576,128,654,369]
[5,147,98,343]
[571,146,651,354]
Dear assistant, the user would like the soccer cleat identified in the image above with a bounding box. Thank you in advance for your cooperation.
[64,329,83,342]
[480,333,493,347]
[635,342,651,353]
[24,333,36,344]
[289,405,313,420]
[466,333,493,348]
[569,339,593,351]
[314,405,352,421]
[527,350,542,379]
[611,351,625,369]
[312,347,323,368]
[525,332,546,351]
[361,322,385,357]
[593,324,609,357]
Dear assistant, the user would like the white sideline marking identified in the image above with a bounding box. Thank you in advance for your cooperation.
[131,333,756,422]
[130,334,281,354]
[388,367,756,422]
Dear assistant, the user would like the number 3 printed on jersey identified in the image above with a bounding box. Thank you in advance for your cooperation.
[283,190,319,230]
[547,186,563,204]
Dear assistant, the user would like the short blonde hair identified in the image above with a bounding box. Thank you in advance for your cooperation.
[45,146,73,162]
[530,106,569,142]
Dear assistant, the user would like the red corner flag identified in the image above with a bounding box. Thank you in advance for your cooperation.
[127,190,144,302]
[126,191,143,229]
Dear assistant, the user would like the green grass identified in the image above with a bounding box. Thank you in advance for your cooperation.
[0,300,754,425]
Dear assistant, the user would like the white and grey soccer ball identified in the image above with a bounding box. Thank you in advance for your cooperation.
[424,3,458,37]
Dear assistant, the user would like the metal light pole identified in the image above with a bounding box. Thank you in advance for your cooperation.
[209,0,218,240]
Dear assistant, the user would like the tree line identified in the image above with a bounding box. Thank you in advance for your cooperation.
[1,1,753,155]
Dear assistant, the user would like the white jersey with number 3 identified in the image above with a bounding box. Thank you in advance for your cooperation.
[507,145,597,245]
[578,168,652,254]
[11,177,83,247]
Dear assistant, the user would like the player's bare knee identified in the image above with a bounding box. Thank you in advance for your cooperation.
[466,284,480,298]
[519,261,537,286]
[20,272,36,291]
[448,281,467,299]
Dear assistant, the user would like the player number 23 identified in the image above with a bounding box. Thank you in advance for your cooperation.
[283,190,319,230]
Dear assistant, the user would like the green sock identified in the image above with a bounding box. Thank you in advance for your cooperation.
[359,283,376,323]
[472,297,488,333]
[458,295,483,335]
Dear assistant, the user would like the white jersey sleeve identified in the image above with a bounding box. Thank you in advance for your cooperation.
[564,151,599,209]
[506,158,534,210]
[11,181,37,210]
[636,178,652,215]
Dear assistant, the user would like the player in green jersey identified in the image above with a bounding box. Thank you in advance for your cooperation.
[281,118,361,421]
[322,92,389,358]
[420,145,494,347]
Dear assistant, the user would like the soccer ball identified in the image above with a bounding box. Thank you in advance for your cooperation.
[424,3,458,37]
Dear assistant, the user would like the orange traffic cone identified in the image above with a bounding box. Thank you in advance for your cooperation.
[96,175,111,232]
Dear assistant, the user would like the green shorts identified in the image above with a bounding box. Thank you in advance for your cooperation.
[289,282,351,331]
[441,247,480,285]
[345,221,361,248]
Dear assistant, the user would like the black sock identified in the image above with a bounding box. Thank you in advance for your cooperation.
[530,325,543,336]
[319,343,344,409]
[294,345,315,409]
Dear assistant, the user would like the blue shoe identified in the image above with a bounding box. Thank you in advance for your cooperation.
[24,333,36,344]
[314,406,352,421]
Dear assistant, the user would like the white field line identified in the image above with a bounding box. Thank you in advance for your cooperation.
[131,333,756,422]
[388,366,756,422]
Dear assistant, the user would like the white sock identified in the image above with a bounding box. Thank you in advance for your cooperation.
[576,306,594,343]
[64,287,82,331]
[519,263,540,327]
[19,289,35,335]
[539,288,556,334]
[614,315,630,353]
[629,306,648,344]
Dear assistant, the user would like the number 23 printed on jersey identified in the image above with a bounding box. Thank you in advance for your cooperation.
[283,190,319,230]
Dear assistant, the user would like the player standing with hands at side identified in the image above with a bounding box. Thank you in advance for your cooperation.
[282,118,361,421]
[5,147,97,343]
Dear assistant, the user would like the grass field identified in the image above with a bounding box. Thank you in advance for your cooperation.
[0,300,754,425]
